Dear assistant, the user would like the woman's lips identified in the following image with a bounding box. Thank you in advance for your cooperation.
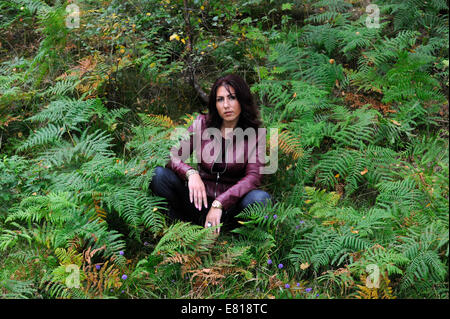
[225,112,233,116]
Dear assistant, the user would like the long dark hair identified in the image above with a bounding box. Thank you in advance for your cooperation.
[204,74,262,130]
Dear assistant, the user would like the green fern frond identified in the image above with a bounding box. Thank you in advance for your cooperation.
[1,279,37,299]
[40,77,81,97]
[72,129,115,160]
[152,222,217,257]
[289,226,370,271]
[10,0,51,15]
[17,124,65,152]
[0,222,33,251]
[30,98,104,129]
[375,178,426,210]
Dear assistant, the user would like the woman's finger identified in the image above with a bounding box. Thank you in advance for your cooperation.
[197,189,203,210]
[202,189,208,208]
[196,189,202,211]
[195,189,200,210]
[198,190,203,210]
[215,219,220,235]
[204,219,219,234]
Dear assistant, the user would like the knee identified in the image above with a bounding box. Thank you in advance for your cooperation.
[150,166,175,189]
[151,166,165,183]
[241,190,271,209]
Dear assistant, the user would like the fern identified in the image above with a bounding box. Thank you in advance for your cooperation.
[2,191,127,266]
[375,178,426,210]
[314,148,366,195]
[152,222,217,257]
[285,148,314,207]
[380,0,449,32]
[45,155,168,238]
[289,226,370,272]
[9,0,50,15]
[1,279,37,299]
[278,130,303,160]
[310,0,353,13]
[73,129,115,159]
[0,222,33,251]
[6,191,77,224]
[102,108,130,129]
[398,223,448,295]
[348,245,409,278]
[349,31,418,93]
[17,124,65,152]
[334,107,378,148]
[33,128,115,169]
[141,113,175,128]
[337,22,381,59]
[28,97,106,130]
[232,201,305,261]
[40,77,81,97]
[301,24,340,55]
[382,51,445,104]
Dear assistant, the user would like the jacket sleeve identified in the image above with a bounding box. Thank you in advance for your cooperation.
[215,131,265,211]
[166,114,203,181]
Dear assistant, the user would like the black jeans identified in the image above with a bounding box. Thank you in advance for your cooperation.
[149,166,271,228]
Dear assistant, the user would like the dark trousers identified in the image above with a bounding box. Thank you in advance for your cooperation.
[149,166,271,229]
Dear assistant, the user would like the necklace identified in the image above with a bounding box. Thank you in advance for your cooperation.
[210,137,229,198]
[210,137,229,175]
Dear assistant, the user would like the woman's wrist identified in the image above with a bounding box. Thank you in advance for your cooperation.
[186,169,199,180]
[211,200,223,210]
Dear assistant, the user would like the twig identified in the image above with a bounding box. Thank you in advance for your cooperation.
[182,0,209,105]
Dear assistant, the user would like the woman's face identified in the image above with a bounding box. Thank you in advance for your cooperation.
[216,85,241,126]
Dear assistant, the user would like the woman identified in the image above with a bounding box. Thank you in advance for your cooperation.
[150,74,271,234]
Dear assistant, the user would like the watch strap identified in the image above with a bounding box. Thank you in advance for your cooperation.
[212,200,223,209]
[185,169,199,180]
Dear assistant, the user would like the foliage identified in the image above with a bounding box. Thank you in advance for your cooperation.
[0,0,448,299]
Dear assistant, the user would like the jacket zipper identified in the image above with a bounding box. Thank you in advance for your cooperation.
[214,172,219,198]
[213,138,228,199]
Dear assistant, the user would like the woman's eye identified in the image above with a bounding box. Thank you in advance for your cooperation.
[217,97,223,102]
[229,95,236,100]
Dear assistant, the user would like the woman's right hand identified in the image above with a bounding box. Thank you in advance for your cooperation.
[188,173,208,211]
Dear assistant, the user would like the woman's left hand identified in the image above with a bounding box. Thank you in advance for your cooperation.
[205,207,222,235]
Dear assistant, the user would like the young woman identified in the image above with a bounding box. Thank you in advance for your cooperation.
[150,74,271,234]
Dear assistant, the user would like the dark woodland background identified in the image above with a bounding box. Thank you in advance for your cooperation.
[0,0,448,299]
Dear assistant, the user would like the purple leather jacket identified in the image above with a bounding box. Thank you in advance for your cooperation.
[166,114,266,211]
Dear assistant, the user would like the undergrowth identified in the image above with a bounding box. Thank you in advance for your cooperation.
[0,0,448,299]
